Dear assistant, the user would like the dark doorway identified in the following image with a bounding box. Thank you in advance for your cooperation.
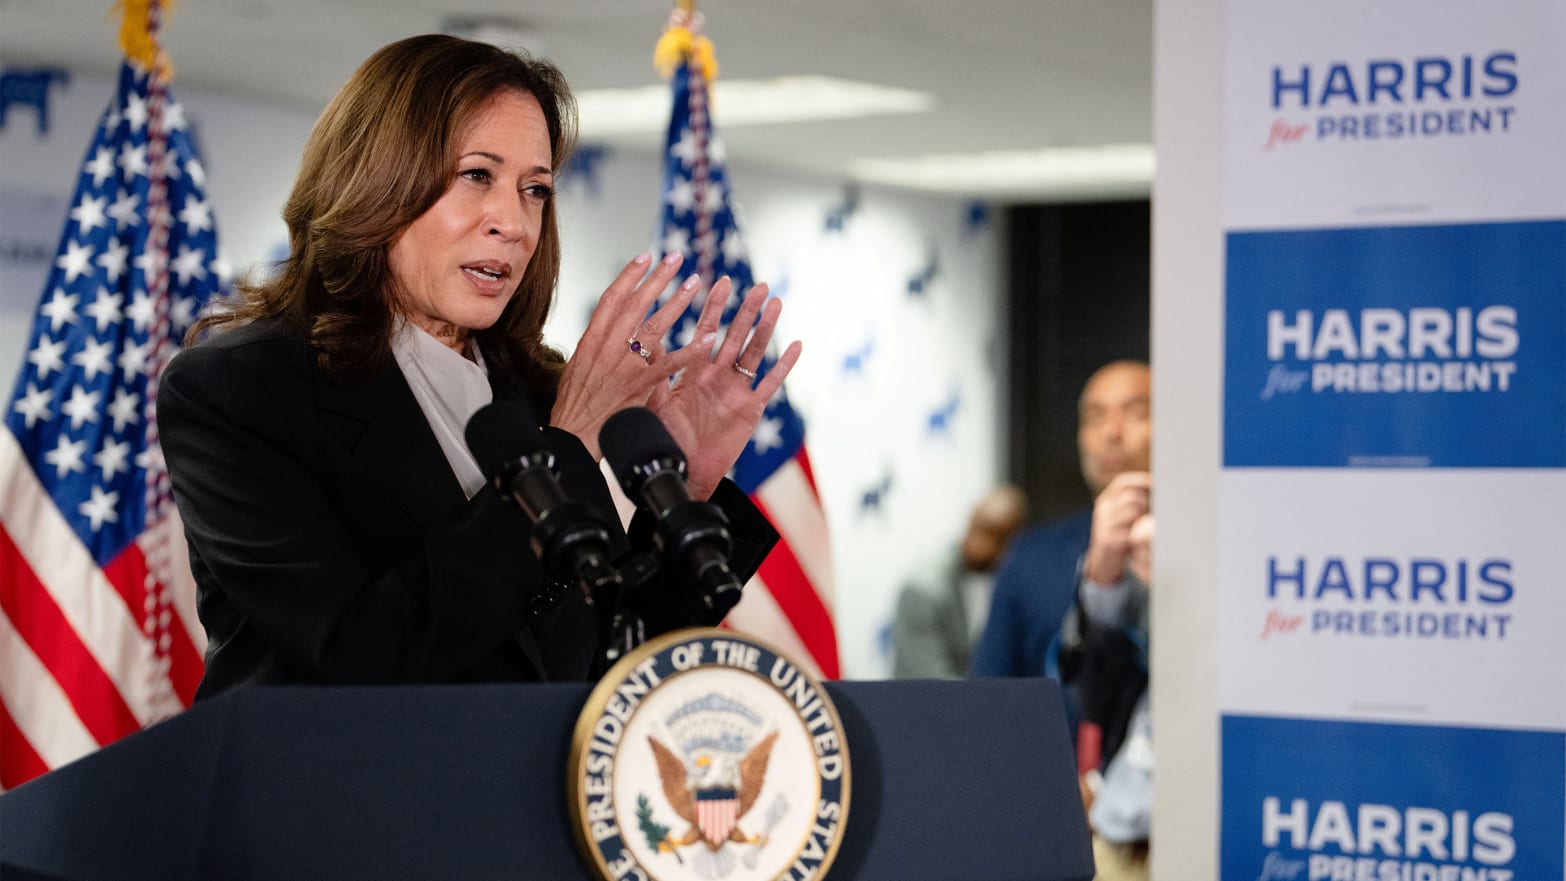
[1006,200,1151,522]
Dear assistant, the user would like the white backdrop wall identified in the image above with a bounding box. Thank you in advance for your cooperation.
[0,66,1005,680]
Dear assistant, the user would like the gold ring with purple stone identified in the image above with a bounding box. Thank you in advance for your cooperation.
[627,338,652,363]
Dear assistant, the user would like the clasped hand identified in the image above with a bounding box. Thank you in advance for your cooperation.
[549,252,802,500]
[1083,471,1152,586]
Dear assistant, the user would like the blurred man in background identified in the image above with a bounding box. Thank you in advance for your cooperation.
[1041,360,1154,881]
[892,484,1028,678]
[969,360,1151,679]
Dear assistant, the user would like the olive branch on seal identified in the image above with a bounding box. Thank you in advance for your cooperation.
[636,794,683,864]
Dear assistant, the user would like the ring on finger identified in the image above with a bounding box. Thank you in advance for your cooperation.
[733,362,757,379]
[627,338,652,363]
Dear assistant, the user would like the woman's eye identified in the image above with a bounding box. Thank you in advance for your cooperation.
[461,168,493,184]
[525,183,555,200]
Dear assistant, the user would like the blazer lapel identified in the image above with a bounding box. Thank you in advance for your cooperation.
[317,360,551,679]
[488,376,548,424]
[317,359,467,529]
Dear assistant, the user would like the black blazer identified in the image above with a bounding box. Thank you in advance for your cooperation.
[158,319,777,698]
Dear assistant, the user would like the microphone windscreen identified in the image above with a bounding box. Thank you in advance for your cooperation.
[464,400,548,479]
[599,407,685,482]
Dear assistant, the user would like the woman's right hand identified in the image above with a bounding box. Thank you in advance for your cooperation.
[549,252,717,458]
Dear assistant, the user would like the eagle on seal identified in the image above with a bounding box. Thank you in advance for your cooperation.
[649,730,779,852]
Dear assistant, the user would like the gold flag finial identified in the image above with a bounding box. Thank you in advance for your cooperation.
[654,0,718,82]
[112,0,174,79]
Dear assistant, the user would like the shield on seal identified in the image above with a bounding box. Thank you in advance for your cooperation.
[695,786,739,846]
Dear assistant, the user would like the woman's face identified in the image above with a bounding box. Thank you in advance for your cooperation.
[389,89,554,352]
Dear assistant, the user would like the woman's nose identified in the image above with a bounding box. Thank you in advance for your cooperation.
[485,192,525,242]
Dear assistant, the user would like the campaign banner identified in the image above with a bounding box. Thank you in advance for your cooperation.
[1219,470,1566,731]
[1219,0,1566,878]
[1222,715,1564,881]
[1224,220,1566,469]
[1223,0,1566,231]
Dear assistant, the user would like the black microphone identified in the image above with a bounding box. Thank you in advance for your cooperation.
[599,407,743,609]
[464,401,619,597]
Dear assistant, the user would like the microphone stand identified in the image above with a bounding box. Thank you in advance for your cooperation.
[600,551,660,663]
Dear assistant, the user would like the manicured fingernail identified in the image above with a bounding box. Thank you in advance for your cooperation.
[681,274,700,290]
[634,252,652,265]
[663,252,683,265]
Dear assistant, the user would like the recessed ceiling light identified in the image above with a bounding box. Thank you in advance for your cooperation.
[851,144,1155,199]
[575,76,935,138]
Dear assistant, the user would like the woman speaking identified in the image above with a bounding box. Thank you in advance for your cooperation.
[158,34,799,697]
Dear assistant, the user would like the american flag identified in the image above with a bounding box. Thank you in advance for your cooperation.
[0,58,225,789]
[654,60,840,678]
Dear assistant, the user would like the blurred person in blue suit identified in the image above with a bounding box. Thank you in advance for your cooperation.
[969,360,1151,680]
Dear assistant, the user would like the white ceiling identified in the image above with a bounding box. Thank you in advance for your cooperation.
[0,0,1153,201]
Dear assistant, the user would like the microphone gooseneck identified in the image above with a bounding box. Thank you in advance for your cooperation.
[464,401,619,596]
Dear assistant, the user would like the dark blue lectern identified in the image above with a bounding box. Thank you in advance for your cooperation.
[0,678,1092,880]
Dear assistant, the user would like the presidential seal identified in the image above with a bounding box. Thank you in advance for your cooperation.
[568,629,850,881]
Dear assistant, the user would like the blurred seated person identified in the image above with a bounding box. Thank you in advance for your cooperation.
[891,484,1027,678]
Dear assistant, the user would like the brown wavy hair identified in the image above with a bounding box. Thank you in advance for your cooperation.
[189,34,578,391]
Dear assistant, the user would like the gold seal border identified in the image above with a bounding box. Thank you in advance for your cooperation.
[566,626,852,881]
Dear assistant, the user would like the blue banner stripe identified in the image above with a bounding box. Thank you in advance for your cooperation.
[1223,220,1566,468]
[1221,714,1563,881]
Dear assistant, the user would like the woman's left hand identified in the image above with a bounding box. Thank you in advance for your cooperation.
[649,276,802,500]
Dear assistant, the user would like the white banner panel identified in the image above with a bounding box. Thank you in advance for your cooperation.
[1220,470,1566,730]
[1223,0,1566,230]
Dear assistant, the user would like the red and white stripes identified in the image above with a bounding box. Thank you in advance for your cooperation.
[723,451,839,679]
[0,430,203,791]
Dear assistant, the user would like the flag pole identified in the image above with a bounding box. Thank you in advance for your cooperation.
[118,0,184,715]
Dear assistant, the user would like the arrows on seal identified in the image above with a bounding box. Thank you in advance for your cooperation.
[743,793,790,869]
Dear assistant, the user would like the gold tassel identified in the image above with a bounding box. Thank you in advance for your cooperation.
[653,6,718,82]
[691,37,717,83]
[111,0,174,79]
[653,26,694,79]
